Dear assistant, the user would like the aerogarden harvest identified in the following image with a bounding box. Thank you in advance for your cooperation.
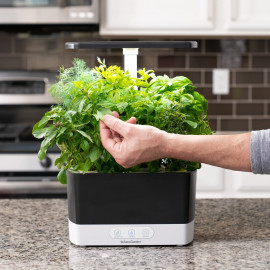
[33,41,212,246]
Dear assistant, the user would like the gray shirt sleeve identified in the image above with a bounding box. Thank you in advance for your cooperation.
[250,129,270,174]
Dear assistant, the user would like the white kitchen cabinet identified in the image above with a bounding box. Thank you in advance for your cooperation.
[100,0,215,36]
[196,164,270,198]
[197,164,224,192]
[101,0,270,36]
[225,0,270,31]
[228,170,270,198]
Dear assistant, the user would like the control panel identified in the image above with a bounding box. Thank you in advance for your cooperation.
[0,80,45,94]
[110,227,154,239]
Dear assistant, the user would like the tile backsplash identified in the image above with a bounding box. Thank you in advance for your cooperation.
[1,31,270,132]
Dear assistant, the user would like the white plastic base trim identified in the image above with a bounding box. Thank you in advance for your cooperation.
[68,220,194,246]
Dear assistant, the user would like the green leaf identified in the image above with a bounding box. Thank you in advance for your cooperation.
[32,115,50,132]
[76,130,93,143]
[93,110,104,121]
[89,146,102,162]
[57,126,68,138]
[93,108,112,121]
[116,102,128,114]
[37,130,58,160]
[78,99,85,113]
[57,168,67,184]
[33,128,47,139]
[185,120,198,128]
[82,159,91,173]
[55,152,69,169]
[81,140,90,152]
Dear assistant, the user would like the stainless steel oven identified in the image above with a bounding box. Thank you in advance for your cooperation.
[0,71,66,196]
[0,0,99,24]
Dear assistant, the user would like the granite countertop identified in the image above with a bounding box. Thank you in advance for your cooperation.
[0,199,269,270]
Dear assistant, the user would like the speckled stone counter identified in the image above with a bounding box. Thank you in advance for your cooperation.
[0,199,269,270]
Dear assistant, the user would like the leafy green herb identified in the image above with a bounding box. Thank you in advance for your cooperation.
[33,58,213,183]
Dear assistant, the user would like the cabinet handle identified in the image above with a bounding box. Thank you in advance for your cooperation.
[208,0,214,21]
[231,0,238,21]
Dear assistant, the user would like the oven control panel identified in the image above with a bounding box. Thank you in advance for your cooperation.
[110,227,154,239]
[0,80,45,94]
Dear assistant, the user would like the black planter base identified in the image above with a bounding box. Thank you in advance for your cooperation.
[67,171,196,246]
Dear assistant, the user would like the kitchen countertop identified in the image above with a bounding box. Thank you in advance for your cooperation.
[0,199,269,270]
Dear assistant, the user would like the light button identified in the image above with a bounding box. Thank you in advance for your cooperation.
[78,12,86,18]
[86,12,94,18]
[70,12,77,18]
[142,229,150,238]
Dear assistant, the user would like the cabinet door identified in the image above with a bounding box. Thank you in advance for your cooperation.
[227,0,270,30]
[100,0,215,35]
[196,164,224,193]
[233,171,270,196]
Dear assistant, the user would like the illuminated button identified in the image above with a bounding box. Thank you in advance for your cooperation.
[128,229,135,238]
[86,12,94,18]
[114,229,121,238]
[110,227,154,239]
[78,12,86,18]
[70,12,77,18]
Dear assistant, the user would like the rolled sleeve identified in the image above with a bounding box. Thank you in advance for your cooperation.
[250,129,270,174]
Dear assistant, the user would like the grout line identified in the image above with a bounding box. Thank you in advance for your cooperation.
[217,53,221,68]
[208,115,270,119]
[217,116,221,131]
[248,85,252,101]
[208,100,266,104]
[232,100,237,116]
[169,69,173,78]
[153,53,158,70]
[201,70,205,84]
[201,40,206,54]
[232,70,236,85]
[265,69,268,85]
[248,116,252,131]
[264,101,268,116]
[249,53,252,71]
[186,54,189,69]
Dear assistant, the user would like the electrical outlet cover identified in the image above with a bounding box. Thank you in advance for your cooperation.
[212,69,230,95]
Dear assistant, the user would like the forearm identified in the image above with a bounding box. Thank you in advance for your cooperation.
[163,132,252,172]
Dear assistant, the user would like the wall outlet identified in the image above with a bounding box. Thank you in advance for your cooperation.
[212,69,230,95]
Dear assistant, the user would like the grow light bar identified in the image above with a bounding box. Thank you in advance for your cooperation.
[65,41,198,78]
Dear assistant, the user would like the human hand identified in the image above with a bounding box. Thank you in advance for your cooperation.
[99,112,167,168]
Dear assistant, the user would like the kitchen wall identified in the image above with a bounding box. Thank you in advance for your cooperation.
[1,31,270,133]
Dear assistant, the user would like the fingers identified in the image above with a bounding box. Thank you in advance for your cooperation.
[99,120,117,154]
[112,111,119,118]
[111,111,121,141]
[103,115,131,137]
[113,111,136,125]
[126,117,136,125]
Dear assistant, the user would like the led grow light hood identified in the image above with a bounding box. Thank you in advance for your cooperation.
[65,41,198,78]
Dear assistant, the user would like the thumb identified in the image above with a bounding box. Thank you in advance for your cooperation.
[103,115,131,137]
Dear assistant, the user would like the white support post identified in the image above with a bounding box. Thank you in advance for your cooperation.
[123,48,139,78]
